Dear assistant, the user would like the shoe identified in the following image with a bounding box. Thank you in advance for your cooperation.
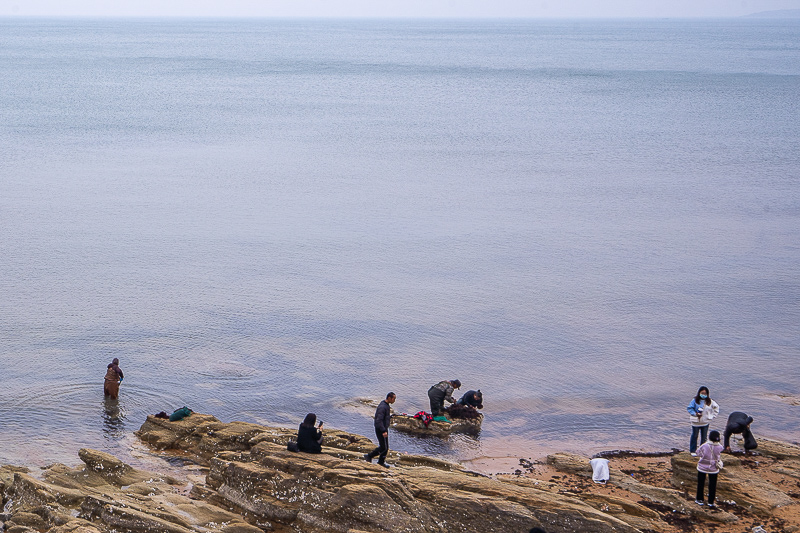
[690,452,697,457]
[695,500,704,506]
[707,503,716,509]
[377,462,391,468]
[363,454,372,463]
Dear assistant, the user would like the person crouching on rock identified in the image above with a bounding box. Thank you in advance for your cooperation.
[364,392,395,467]
[457,389,483,409]
[297,413,323,453]
[695,429,724,508]
[428,379,461,416]
[723,412,757,454]
[103,358,124,399]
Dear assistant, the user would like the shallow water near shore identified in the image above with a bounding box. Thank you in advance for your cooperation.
[1,17,799,468]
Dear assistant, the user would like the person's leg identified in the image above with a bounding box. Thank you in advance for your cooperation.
[366,428,382,460]
[708,473,718,505]
[690,426,701,453]
[700,425,708,444]
[696,471,706,503]
[429,391,440,415]
[377,432,389,465]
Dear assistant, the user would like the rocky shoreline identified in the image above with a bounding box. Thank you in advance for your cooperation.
[1,413,798,532]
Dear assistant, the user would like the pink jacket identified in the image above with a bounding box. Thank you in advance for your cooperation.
[696,441,723,474]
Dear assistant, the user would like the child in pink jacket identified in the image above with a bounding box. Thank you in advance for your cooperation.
[695,430,724,507]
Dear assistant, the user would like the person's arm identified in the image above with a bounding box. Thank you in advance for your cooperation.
[444,386,455,404]
[710,400,719,419]
[687,400,698,416]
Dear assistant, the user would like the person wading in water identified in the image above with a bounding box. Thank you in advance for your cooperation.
[104,358,124,399]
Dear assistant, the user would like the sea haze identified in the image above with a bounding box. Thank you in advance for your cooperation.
[1,18,798,467]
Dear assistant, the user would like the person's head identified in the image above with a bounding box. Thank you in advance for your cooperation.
[529,528,548,533]
[451,379,461,389]
[474,390,484,409]
[112,358,119,365]
[386,392,396,404]
[302,413,316,427]
[709,430,721,443]
[695,386,710,405]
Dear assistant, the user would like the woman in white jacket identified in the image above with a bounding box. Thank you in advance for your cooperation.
[686,386,719,456]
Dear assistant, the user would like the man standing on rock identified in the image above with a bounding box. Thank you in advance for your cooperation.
[364,392,395,467]
[104,358,124,399]
[428,379,461,416]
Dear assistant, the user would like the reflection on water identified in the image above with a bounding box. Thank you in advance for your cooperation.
[102,397,127,440]
[1,19,799,468]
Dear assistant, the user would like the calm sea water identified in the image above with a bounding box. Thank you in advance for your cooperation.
[1,18,799,469]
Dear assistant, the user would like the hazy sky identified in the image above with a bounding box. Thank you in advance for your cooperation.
[2,0,800,18]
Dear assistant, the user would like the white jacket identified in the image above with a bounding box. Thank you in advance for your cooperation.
[689,399,719,427]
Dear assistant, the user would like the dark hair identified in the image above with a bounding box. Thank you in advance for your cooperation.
[694,386,711,406]
[386,392,396,399]
[451,379,461,389]
[709,430,721,442]
[301,413,316,428]
[530,528,548,533]
[112,358,119,365]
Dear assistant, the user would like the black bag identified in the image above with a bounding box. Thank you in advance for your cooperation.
[287,440,299,452]
[743,429,758,450]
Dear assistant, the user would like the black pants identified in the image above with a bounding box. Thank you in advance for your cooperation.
[428,390,445,416]
[696,471,718,504]
[368,429,389,464]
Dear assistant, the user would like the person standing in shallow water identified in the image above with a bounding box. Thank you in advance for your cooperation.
[364,392,395,467]
[687,386,719,456]
[104,358,124,399]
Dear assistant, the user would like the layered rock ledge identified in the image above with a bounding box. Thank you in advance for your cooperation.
[1,413,798,533]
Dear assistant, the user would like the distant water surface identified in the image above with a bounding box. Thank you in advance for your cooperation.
[0,18,798,468]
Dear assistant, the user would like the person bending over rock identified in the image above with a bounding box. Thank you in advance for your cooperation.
[296,413,323,453]
[365,392,395,467]
[457,389,483,409]
[427,379,461,416]
[724,411,757,453]
[103,358,124,399]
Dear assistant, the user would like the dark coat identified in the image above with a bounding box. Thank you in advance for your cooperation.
[457,390,483,409]
[374,400,392,433]
[724,411,756,450]
[296,424,322,454]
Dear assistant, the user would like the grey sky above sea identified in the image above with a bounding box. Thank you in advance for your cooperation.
[3,0,800,18]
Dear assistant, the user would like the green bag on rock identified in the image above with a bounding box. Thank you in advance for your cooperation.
[169,406,193,421]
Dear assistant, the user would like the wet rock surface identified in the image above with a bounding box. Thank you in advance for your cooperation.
[2,414,798,533]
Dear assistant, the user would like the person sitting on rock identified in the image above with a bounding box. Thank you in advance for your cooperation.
[723,412,757,453]
[296,413,324,453]
[428,379,461,416]
[457,389,483,409]
[103,358,124,399]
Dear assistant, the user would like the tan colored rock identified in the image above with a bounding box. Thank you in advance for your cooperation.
[671,451,794,514]
[757,438,800,460]
[546,452,739,524]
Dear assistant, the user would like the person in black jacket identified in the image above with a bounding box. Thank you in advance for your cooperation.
[723,412,756,453]
[364,392,396,467]
[296,413,323,453]
[457,390,483,409]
